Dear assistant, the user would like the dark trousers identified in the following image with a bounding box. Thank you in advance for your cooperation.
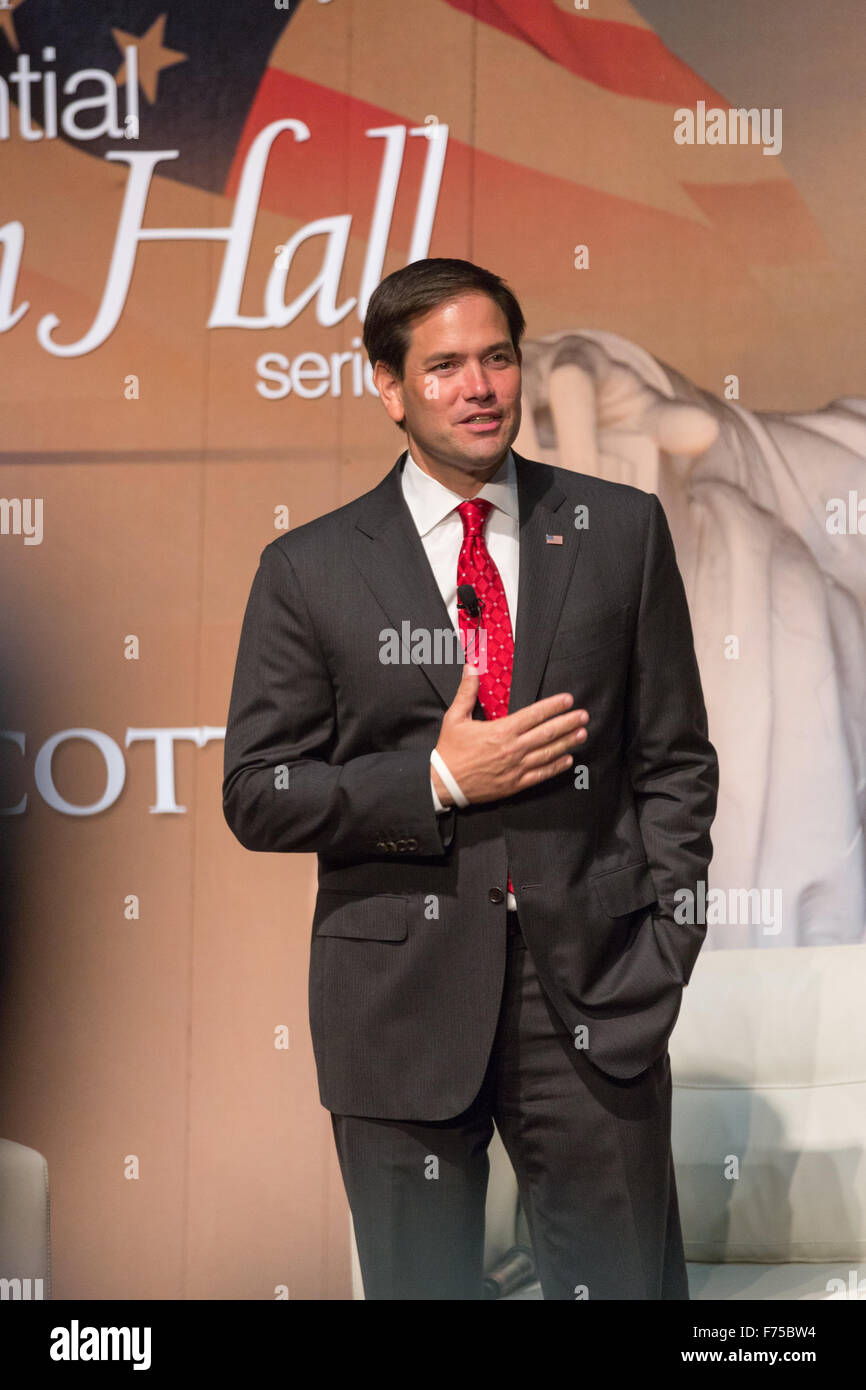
[330,912,689,1300]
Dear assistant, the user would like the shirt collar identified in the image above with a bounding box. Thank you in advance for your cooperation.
[401,445,519,538]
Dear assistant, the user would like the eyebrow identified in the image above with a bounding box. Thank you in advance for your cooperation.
[419,341,515,367]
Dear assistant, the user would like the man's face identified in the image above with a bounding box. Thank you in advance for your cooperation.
[374,292,522,485]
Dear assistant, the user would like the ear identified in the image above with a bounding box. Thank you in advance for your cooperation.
[372,361,406,426]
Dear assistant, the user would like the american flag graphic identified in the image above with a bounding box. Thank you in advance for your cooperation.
[0,0,832,459]
[0,0,825,264]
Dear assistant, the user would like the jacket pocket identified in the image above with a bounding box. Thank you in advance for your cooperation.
[590,860,658,917]
[312,889,408,940]
[548,603,631,663]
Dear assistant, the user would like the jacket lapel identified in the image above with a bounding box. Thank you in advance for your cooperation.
[351,448,582,713]
[508,449,582,714]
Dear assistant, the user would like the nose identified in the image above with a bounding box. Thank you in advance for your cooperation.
[462,362,496,399]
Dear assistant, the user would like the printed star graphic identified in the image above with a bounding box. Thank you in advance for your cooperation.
[0,0,26,53]
[113,14,187,104]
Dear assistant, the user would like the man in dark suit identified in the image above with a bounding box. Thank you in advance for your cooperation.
[222,258,719,1300]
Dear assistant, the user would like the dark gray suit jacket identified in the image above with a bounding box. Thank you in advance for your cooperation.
[222,449,719,1119]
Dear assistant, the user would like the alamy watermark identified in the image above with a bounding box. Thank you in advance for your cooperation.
[674,102,782,157]
[675,881,783,936]
[379,623,488,673]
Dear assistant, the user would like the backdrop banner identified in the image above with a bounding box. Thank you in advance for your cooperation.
[0,0,863,1300]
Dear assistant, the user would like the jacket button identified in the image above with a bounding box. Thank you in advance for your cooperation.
[488,887,505,904]
[406,838,418,851]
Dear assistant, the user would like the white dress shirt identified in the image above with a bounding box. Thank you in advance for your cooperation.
[400,446,520,910]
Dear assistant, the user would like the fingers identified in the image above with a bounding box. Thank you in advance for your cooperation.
[519,718,588,768]
[535,329,618,476]
[515,753,576,791]
[517,703,588,748]
[548,361,599,474]
[504,700,589,776]
[595,357,717,455]
[506,692,582,736]
[445,658,480,719]
[644,396,719,455]
[528,331,718,460]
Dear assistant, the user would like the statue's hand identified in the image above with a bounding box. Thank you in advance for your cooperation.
[523,333,718,485]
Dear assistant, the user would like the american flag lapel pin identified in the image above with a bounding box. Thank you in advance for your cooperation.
[545,534,563,545]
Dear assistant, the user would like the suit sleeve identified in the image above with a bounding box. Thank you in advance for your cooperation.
[624,493,719,985]
[222,541,457,857]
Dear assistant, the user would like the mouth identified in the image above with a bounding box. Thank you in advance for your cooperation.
[459,413,502,433]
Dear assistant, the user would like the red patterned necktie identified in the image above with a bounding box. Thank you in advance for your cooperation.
[456,498,515,897]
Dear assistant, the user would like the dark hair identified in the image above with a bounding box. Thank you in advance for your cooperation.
[362,258,525,431]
